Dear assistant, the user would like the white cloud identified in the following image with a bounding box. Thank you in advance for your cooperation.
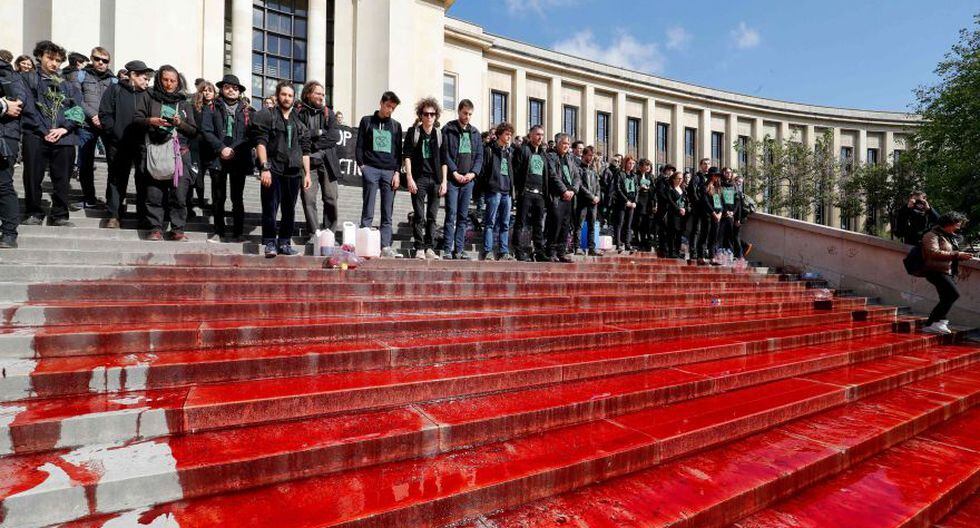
[731,21,761,49]
[505,0,579,16]
[553,30,666,74]
[665,26,691,51]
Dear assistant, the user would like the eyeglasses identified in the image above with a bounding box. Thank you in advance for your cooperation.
[92,57,110,64]
[422,112,437,117]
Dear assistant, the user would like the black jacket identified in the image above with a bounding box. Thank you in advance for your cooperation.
[297,102,342,181]
[98,80,145,147]
[546,151,582,198]
[665,186,689,230]
[441,119,483,177]
[202,98,255,171]
[0,62,25,158]
[578,160,601,205]
[896,204,940,245]
[18,70,85,146]
[479,141,513,195]
[719,181,742,217]
[513,142,550,195]
[249,107,312,177]
[615,171,640,205]
[688,171,709,213]
[600,165,621,207]
[402,124,443,179]
[355,111,402,171]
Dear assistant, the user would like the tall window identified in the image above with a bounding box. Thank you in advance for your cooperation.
[840,146,854,174]
[251,0,309,109]
[490,90,508,126]
[528,98,545,130]
[562,105,578,139]
[737,135,749,169]
[443,73,456,111]
[867,148,879,165]
[763,139,776,214]
[656,122,669,170]
[711,131,724,167]
[684,127,697,172]
[626,117,641,158]
[892,149,904,162]
[596,111,610,156]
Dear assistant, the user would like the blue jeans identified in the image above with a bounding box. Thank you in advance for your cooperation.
[75,127,100,202]
[360,166,396,248]
[483,191,512,255]
[443,180,474,254]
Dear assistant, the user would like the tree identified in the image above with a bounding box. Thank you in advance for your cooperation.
[907,13,980,239]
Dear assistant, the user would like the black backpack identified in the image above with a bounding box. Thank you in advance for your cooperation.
[903,244,926,277]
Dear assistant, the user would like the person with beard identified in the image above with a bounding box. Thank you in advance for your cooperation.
[717,167,743,259]
[0,54,25,248]
[202,74,254,241]
[545,133,581,262]
[68,46,115,210]
[686,158,712,264]
[135,65,197,241]
[440,99,483,260]
[574,146,602,256]
[613,156,639,253]
[512,125,550,262]
[896,191,940,246]
[402,97,446,260]
[18,40,86,227]
[297,81,342,241]
[189,80,217,217]
[98,60,153,228]
[251,81,312,257]
[477,122,515,261]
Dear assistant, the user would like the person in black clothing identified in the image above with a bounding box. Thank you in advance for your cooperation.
[67,46,115,210]
[202,74,254,241]
[546,134,581,262]
[702,167,724,263]
[251,80,312,257]
[717,167,742,259]
[189,80,217,217]
[403,97,446,259]
[18,41,86,227]
[297,80,342,240]
[600,154,622,228]
[478,122,515,261]
[440,99,483,260]
[613,156,639,253]
[98,60,152,228]
[512,125,550,262]
[355,91,403,258]
[895,191,940,245]
[654,164,676,257]
[688,158,712,263]
[0,57,25,248]
[574,146,602,256]
[633,158,655,251]
[134,65,197,241]
[664,169,689,258]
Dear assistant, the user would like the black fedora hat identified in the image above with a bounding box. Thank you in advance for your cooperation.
[123,60,154,74]
[707,166,722,177]
[216,74,246,92]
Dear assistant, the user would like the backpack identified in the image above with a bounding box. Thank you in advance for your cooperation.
[145,103,184,184]
[903,244,926,277]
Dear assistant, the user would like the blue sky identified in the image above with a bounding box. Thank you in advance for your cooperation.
[447,0,979,112]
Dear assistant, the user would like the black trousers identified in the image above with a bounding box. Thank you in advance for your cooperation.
[410,176,440,251]
[546,197,574,257]
[718,215,742,258]
[666,217,685,257]
[924,272,960,325]
[21,134,73,220]
[105,141,146,221]
[145,154,193,233]
[212,166,248,237]
[689,211,711,259]
[0,155,18,238]
[261,172,301,244]
[515,192,547,257]
[574,202,598,251]
[613,203,635,249]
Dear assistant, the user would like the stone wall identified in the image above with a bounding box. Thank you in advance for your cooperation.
[741,212,980,327]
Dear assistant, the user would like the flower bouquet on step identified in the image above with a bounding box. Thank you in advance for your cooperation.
[322,244,363,270]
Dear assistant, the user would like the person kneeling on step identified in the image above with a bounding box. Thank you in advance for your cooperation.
[250,80,312,258]
[920,212,973,335]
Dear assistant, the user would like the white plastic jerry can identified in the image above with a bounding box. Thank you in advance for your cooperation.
[342,221,357,247]
[355,227,381,258]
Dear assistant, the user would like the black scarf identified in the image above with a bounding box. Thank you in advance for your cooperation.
[148,67,186,104]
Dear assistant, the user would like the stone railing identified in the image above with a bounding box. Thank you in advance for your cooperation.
[741,212,980,327]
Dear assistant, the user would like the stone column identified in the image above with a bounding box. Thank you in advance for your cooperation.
[547,75,562,139]
[613,91,627,155]
[644,98,657,160]
[332,0,354,114]
[884,130,895,163]
[829,126,842,229]
[804,124,817,223]
[307,0,328,86]
[855,129,868,232]
[230,0,252,95]
[672,102,685,170]
[699,107,711,163]
[583,85,596,145]
[725,112,738,169]
[513,68,527,132]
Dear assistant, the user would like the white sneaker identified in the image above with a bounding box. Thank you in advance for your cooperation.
[425,249,440,260]
[415,249,426,259]
[381,247,397,259]
[922,321,952,335]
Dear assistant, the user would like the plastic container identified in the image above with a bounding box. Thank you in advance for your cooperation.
[355,227,381,258]
[316,229,336,256]
[342,221,357,248]
[598,235,613,250]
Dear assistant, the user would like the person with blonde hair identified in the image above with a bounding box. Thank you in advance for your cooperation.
[189,80,216,216]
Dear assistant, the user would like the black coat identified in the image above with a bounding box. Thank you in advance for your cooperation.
[98,80,145,147]
[202,99,255,172]
[297,103,342,182]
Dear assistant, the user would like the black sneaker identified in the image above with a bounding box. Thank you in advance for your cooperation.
[47,218,75,227]
[22,216,43,226]
[264,242,278,258]
[278,244,300,256]
[0,235,17,249]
